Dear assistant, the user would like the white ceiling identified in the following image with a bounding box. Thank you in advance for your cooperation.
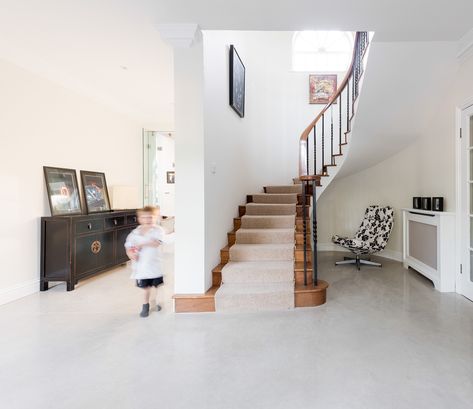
[0,0,174,127]
[155,0,473,41]
[0,0,472,128]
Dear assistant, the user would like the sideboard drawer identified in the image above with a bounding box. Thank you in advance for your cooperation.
[126,214,138,225]
[75,219,103,234]
[105,215,125,229]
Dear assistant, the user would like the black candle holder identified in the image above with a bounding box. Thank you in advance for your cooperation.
[432,197,444,212]
[421,197,432,211]
[413,197,421,209]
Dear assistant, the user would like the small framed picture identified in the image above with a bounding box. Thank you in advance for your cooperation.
[80,170,111,214]
[229,45,246,118]
[167,171,175,184]
[43,166,82,216]
[309,74,338,104]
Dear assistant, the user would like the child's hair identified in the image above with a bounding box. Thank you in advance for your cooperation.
[138,205,160,216]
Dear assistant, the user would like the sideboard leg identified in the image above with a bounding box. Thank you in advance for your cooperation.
[40,281,49,291]
[66,281,75,291]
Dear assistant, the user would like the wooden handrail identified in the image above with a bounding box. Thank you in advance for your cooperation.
[297,32,370,288]
[299,32,365,177]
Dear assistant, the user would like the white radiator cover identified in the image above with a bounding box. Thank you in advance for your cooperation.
[402,208,456,292]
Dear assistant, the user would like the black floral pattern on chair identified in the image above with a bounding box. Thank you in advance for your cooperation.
[332,206,394,258]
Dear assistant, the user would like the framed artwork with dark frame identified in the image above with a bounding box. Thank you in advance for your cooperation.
[229,45,245,118]
[43,166,83,216]
[80,170,111,214]
[309,74,338,104]
[166,171,175,184]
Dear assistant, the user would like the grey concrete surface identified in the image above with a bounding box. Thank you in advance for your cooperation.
[0,249,472,409]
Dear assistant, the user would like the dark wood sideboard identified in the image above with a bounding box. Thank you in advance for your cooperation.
[40,210,138,291]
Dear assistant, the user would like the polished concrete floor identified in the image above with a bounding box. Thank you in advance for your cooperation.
[1,249,472,409]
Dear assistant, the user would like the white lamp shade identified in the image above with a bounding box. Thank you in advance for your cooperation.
[111,185,140,210]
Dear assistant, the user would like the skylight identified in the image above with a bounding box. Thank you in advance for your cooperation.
[292,31,355,72]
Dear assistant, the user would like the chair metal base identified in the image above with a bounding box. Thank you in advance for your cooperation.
[335,255,381,270]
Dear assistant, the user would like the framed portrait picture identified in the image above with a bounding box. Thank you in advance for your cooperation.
[309,74,338,104]
[80,170,111,214]
[43,166,82,216]
[229,45,245,118]
[166,171,175,184]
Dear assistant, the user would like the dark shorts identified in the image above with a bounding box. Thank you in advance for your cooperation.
[136,277,164,288]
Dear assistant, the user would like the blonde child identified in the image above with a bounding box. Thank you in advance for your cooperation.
[125,206,165,317]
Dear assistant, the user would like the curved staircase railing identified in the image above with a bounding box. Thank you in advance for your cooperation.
[298,31,371,288]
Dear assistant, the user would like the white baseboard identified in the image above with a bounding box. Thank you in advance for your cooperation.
[0,279,39,306]
[316,243,402,262]
[379,249,403,262]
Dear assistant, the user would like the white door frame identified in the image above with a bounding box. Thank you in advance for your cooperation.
[455,96,473,297]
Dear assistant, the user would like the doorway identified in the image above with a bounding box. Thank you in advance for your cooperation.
[459,104,473,301]
[143,130,175,217]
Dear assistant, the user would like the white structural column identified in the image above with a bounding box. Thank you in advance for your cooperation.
[159,24,208,294]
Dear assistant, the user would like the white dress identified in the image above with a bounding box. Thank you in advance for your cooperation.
[124,225,165,279]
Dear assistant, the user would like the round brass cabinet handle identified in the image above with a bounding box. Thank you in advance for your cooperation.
[91,240,102,254]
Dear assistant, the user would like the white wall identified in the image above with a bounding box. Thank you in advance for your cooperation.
[0,58,143,304]
[317,143,420,259]
[455,50,473,104]
[338,41,458,178]
[317,45,473,257]
[202,30,344,286]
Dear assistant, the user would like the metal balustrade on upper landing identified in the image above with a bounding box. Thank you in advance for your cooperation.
[298,31,371,288]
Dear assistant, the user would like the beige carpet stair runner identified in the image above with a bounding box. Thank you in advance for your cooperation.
[215,184,302,312]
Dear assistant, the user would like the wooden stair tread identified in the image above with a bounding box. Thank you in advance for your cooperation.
[299,175,321,181]
[295,281,329,293]
[173,285,219,299]
[212,263,226,273]
[295,244,311,250]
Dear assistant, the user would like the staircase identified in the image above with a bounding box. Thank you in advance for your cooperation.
[173,32,370,313]
[174,182,328,313]
[215,186,298,312]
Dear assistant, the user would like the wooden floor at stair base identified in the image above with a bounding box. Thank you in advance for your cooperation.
[173,280,329,312]
[295,280,329,307]
[173,286,218,313]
